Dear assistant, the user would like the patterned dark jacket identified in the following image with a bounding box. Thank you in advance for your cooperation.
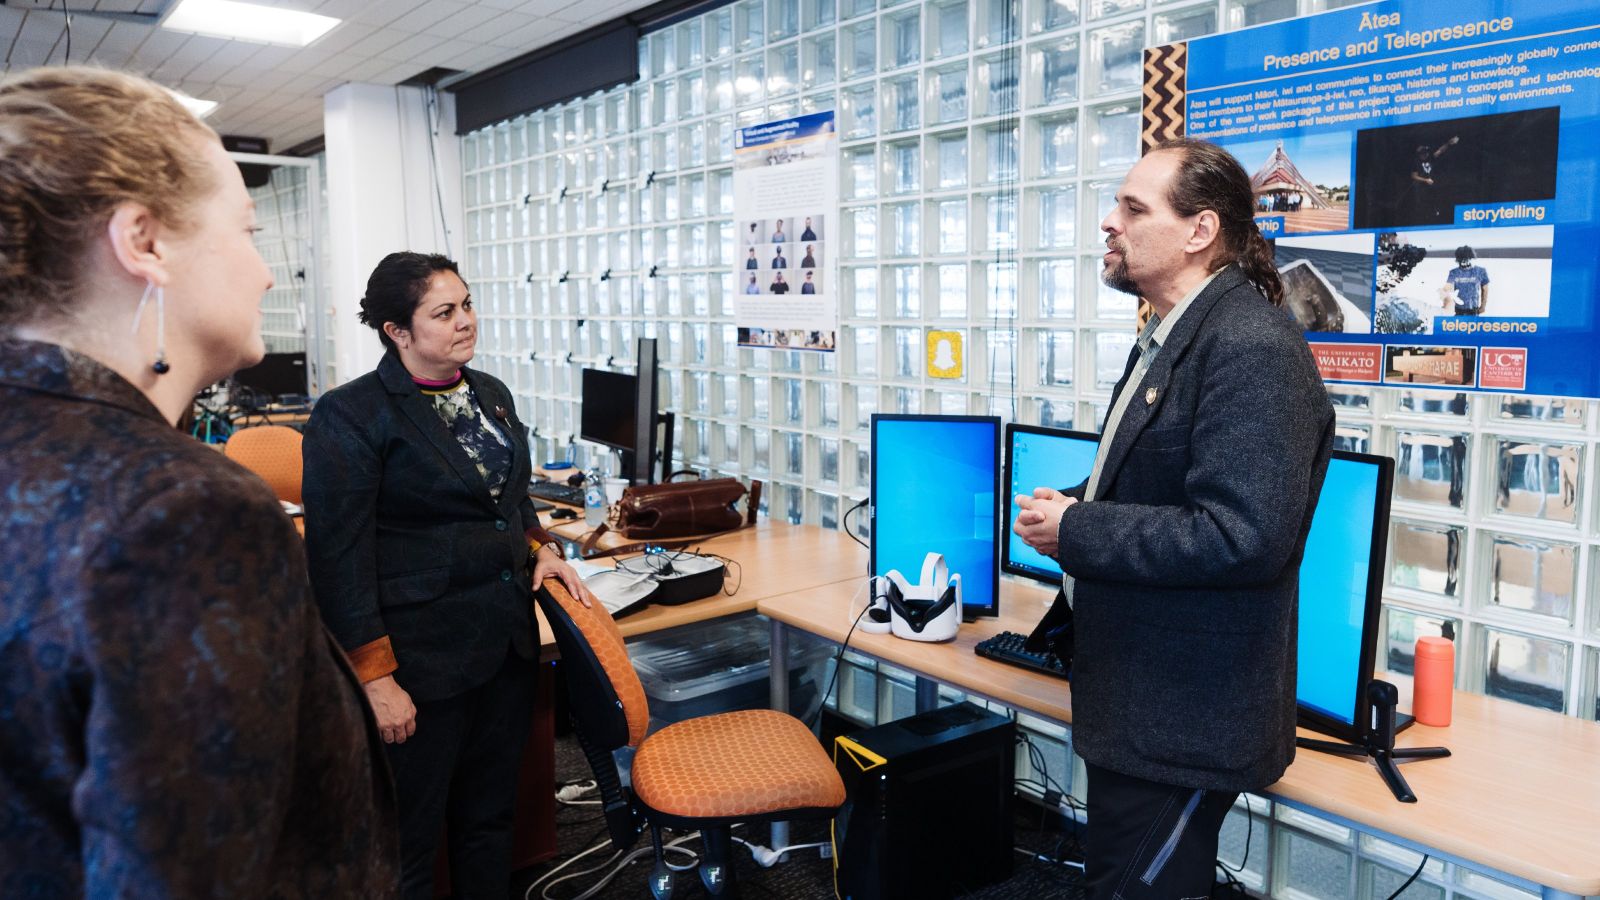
[0,337,400,898]
[301,352,547,704]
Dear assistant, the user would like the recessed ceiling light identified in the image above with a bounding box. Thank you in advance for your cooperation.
[162,0,340,47]
[166,87,219,118]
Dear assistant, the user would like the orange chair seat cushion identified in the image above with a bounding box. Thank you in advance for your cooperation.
[631,709,846,819]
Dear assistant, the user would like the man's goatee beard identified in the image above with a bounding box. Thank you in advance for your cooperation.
[1102,259,1139,296]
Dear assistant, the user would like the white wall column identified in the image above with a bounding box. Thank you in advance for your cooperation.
[323,82,465,385]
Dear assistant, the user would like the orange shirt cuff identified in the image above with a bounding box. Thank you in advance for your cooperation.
[348,636,398,683]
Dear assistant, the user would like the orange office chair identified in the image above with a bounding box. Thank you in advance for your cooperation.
[223,424,304,505]
[535,582,845,899]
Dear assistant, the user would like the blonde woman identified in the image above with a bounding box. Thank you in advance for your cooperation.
[0,68,398,895]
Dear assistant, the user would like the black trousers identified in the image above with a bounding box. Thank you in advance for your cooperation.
[387,649,539,900]
[1083,761,1238,900]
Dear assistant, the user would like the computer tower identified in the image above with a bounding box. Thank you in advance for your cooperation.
[832,702,1015,899]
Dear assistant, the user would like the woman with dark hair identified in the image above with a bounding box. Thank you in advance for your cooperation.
[0,67,397,895]
[302,252,592,899]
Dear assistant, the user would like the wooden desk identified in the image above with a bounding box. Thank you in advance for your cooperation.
[534,518,868,655]
[759,579,1600,900]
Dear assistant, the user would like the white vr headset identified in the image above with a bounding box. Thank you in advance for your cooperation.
[861,552,962,643]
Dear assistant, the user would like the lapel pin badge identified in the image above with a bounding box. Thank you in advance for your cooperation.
[1145,387,1158,405]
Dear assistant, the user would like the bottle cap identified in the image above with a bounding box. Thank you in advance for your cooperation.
[1415,636,1454,659]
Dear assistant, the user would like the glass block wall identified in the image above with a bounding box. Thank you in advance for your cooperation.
[456,0,1599,894]
[461,0,1599,730]
[247,157,335,394]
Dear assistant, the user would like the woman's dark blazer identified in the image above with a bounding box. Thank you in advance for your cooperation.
[302,351,545,703]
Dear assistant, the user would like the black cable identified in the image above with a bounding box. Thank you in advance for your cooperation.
[842,497,868,549]
[1384,854,1429,900]
[809,584,871,729]
[61,0,71,64]
[1216,793,1253,876]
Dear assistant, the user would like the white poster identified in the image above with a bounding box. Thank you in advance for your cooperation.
[733,112,838,352]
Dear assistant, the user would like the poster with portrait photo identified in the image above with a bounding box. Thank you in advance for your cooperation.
[1353,107,1559,230]
[733,113,838,351]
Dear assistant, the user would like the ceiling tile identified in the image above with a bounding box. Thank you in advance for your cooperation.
[338,55,395,82]
[451,11,539,46]
[84,20,148,58]
[424,5,504,41]
[483,17,574,50]
[340,26,414,58]
[348,0,429,28]
[7,39,57,70]
[386,1,470,35]
[309,0,372,17]
[18,9,67,46]
[304,19,378,55]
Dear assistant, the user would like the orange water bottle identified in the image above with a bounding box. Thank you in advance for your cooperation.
[1412,636,1455,727]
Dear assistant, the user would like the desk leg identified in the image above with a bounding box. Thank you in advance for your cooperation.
[770,619,791,853]
[915,677,939,713]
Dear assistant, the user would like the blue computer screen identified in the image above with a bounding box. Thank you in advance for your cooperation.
[1296,455,1383,726]
[871,416,1000,615]
[1004,426,1099,584]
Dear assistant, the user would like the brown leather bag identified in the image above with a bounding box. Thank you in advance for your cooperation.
[615,477,757,539]
[580,478,763,560]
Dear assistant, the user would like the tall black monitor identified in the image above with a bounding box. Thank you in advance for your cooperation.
[579,338,675,485]
[234,351,306,399]
[579,368,637,452]
[1295,449,1396,741]
[1002,423,1099,585]
[870,414,1001,618]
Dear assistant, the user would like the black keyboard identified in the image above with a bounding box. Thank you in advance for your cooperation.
[975,630,1069,680]
[529,481,585,506]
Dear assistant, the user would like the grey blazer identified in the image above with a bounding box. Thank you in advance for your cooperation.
[1044,266,1334,793]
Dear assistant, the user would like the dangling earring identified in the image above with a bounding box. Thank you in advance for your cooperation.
[130,281,171,375]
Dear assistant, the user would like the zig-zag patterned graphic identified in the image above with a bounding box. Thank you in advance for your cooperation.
[1142,42,1188,153]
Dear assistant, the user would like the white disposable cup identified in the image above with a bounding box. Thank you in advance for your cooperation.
[605,477,628,504]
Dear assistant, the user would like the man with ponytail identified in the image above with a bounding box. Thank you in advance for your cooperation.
[1014,138,1333,899]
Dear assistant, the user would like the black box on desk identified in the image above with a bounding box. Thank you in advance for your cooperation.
[832,702,1015,899]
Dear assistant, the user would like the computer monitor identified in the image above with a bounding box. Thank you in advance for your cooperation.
[870,415,1001,618]
[1296,450,1395,742]
[578,338,675,485]
[1002,423,1099,585]
[579,368,637,452]
[233,351,307,399]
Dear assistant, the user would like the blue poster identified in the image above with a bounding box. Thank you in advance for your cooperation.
[1149,0,1600,397]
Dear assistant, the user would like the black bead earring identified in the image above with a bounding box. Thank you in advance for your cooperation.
[131,282,171,375]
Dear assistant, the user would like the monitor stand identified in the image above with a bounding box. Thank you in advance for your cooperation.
[1295,679,1449,804]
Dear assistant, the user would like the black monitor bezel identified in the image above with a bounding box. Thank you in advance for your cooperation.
[233,350,307,399]
[869,413,1002,619]
[1001,422,1102,586]
[1296,449,1396,743]
[578,367,639,453]
[631,337,661,485]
